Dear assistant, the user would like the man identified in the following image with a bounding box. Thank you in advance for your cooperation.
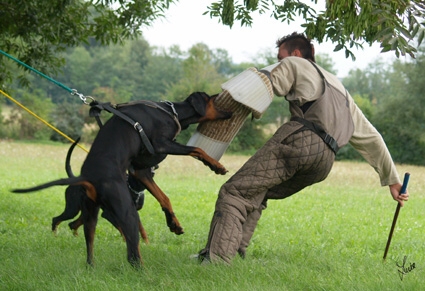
[197,32,409,264]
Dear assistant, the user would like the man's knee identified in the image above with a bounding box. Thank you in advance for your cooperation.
[215,193,252,222]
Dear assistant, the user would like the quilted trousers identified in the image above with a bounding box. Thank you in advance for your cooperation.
[199,123,335,264]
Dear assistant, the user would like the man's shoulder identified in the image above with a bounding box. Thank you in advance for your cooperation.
[281,57,323,73]
[281,56,311,66]
[285,57,346,93]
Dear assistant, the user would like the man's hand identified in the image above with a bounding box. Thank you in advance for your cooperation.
[389,183,409,206]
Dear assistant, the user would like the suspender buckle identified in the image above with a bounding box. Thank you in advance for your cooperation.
[324,134,339,153]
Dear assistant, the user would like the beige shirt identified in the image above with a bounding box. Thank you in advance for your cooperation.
[268,57,400,186]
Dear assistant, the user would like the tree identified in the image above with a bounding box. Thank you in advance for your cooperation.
[5,88,54,140]
[315,53,337,75]
[164,43,227,101]
[0,0,176,85]
[343,59,392,104]
[371,47,425,165]
[135,45,184,101]
[205,0,425,60]
[50,102,86,143]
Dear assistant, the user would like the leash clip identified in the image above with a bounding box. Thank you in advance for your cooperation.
[71,89,95,105]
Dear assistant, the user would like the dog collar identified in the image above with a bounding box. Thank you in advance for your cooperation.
[162,101,178,118]
[158,101,181,139]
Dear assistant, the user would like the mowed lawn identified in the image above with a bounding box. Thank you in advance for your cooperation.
[0,140,424,291]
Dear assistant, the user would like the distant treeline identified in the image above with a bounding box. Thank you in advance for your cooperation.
[1,38,424,165]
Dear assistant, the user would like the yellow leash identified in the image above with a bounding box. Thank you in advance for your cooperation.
[0,89,89,153]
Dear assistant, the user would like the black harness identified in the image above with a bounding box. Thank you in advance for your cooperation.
[89,100,180,154]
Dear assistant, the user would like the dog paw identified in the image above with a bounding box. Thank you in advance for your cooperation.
[171,225,184,235]
[214,165,228,175]
[218,168,228,175]
[168,221,184,235]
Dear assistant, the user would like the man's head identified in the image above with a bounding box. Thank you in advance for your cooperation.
[276,32,315,62]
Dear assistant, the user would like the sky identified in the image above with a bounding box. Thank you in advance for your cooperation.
[142,0,408,78]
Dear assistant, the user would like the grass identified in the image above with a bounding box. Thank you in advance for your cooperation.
[0,140,424,290]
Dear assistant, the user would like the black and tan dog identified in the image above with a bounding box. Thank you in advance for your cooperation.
[54,138,184,243]
[13,92,232,267]
[52,138,152,243]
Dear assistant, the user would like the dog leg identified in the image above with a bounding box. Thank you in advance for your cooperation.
[68,214,84,236]
[139,220,149,244]
[52,185,84,233]
[114,206,142,267]
[149,139,228,175]
[101,209,149,244]
[101,180,143,267]
[189,147,228,175]
[134,172,184,235]
[81,197,100,266]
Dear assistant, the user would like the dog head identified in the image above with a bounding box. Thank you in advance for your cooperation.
[186,92,232,123]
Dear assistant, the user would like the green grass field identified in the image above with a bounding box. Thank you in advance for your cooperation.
[0,140,423,290]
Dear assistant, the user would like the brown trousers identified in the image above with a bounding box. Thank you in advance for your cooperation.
[200,122,335,263]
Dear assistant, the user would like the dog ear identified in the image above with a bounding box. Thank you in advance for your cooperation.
[186,92,210,116]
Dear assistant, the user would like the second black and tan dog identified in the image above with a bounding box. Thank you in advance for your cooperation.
[13,92,232,267]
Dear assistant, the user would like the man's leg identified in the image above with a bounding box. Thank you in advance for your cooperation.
[198,134,293,264]
[199,127,334,264]
[236,129,336,257]
[237,203,264,258]
[199,193,251,264]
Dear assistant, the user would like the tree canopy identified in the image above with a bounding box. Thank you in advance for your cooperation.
[206,0,425,60]
[1,0,425,165]
[1,0,425,86]
[0,0,176,85]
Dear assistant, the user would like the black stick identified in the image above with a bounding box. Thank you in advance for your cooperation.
[383,172,410,261]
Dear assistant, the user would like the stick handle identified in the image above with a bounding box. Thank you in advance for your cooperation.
[400,172,410,195]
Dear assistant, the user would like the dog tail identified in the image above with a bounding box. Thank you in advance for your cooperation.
[65,137,80,178]
[11,176,86,194]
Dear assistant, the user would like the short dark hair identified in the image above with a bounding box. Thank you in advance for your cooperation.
[276,32,315,62]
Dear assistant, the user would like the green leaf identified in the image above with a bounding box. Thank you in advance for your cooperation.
[373,27,394,42]
[418,30,425,46]
[380,45,392,53]
[334,43,344,52]
[397,25,413,40]
[411,24,419,37]
[391,39,398,50]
